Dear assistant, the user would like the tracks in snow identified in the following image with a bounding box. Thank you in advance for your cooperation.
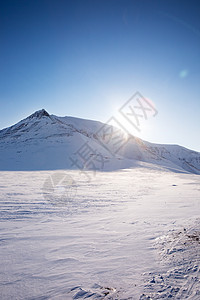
[140,219,200,299]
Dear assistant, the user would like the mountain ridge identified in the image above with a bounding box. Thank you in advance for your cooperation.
[0,109,200,174]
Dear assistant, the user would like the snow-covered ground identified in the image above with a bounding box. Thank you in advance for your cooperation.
[0,165,199,299]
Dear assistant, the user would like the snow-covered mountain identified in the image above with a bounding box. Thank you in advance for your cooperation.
[0,109,200,174]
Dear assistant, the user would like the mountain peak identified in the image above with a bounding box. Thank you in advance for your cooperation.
[28,109,50,119]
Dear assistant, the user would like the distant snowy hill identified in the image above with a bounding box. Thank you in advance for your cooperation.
[0,109,200,174]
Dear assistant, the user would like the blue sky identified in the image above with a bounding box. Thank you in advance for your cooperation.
[1,0,200,151]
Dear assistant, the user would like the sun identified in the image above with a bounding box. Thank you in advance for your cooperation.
[108,93,157,141]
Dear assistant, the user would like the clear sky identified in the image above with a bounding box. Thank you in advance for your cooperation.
[1,0,200,151]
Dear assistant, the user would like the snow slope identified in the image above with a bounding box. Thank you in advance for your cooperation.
[0,109,200,174]
[0,110,199,299]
